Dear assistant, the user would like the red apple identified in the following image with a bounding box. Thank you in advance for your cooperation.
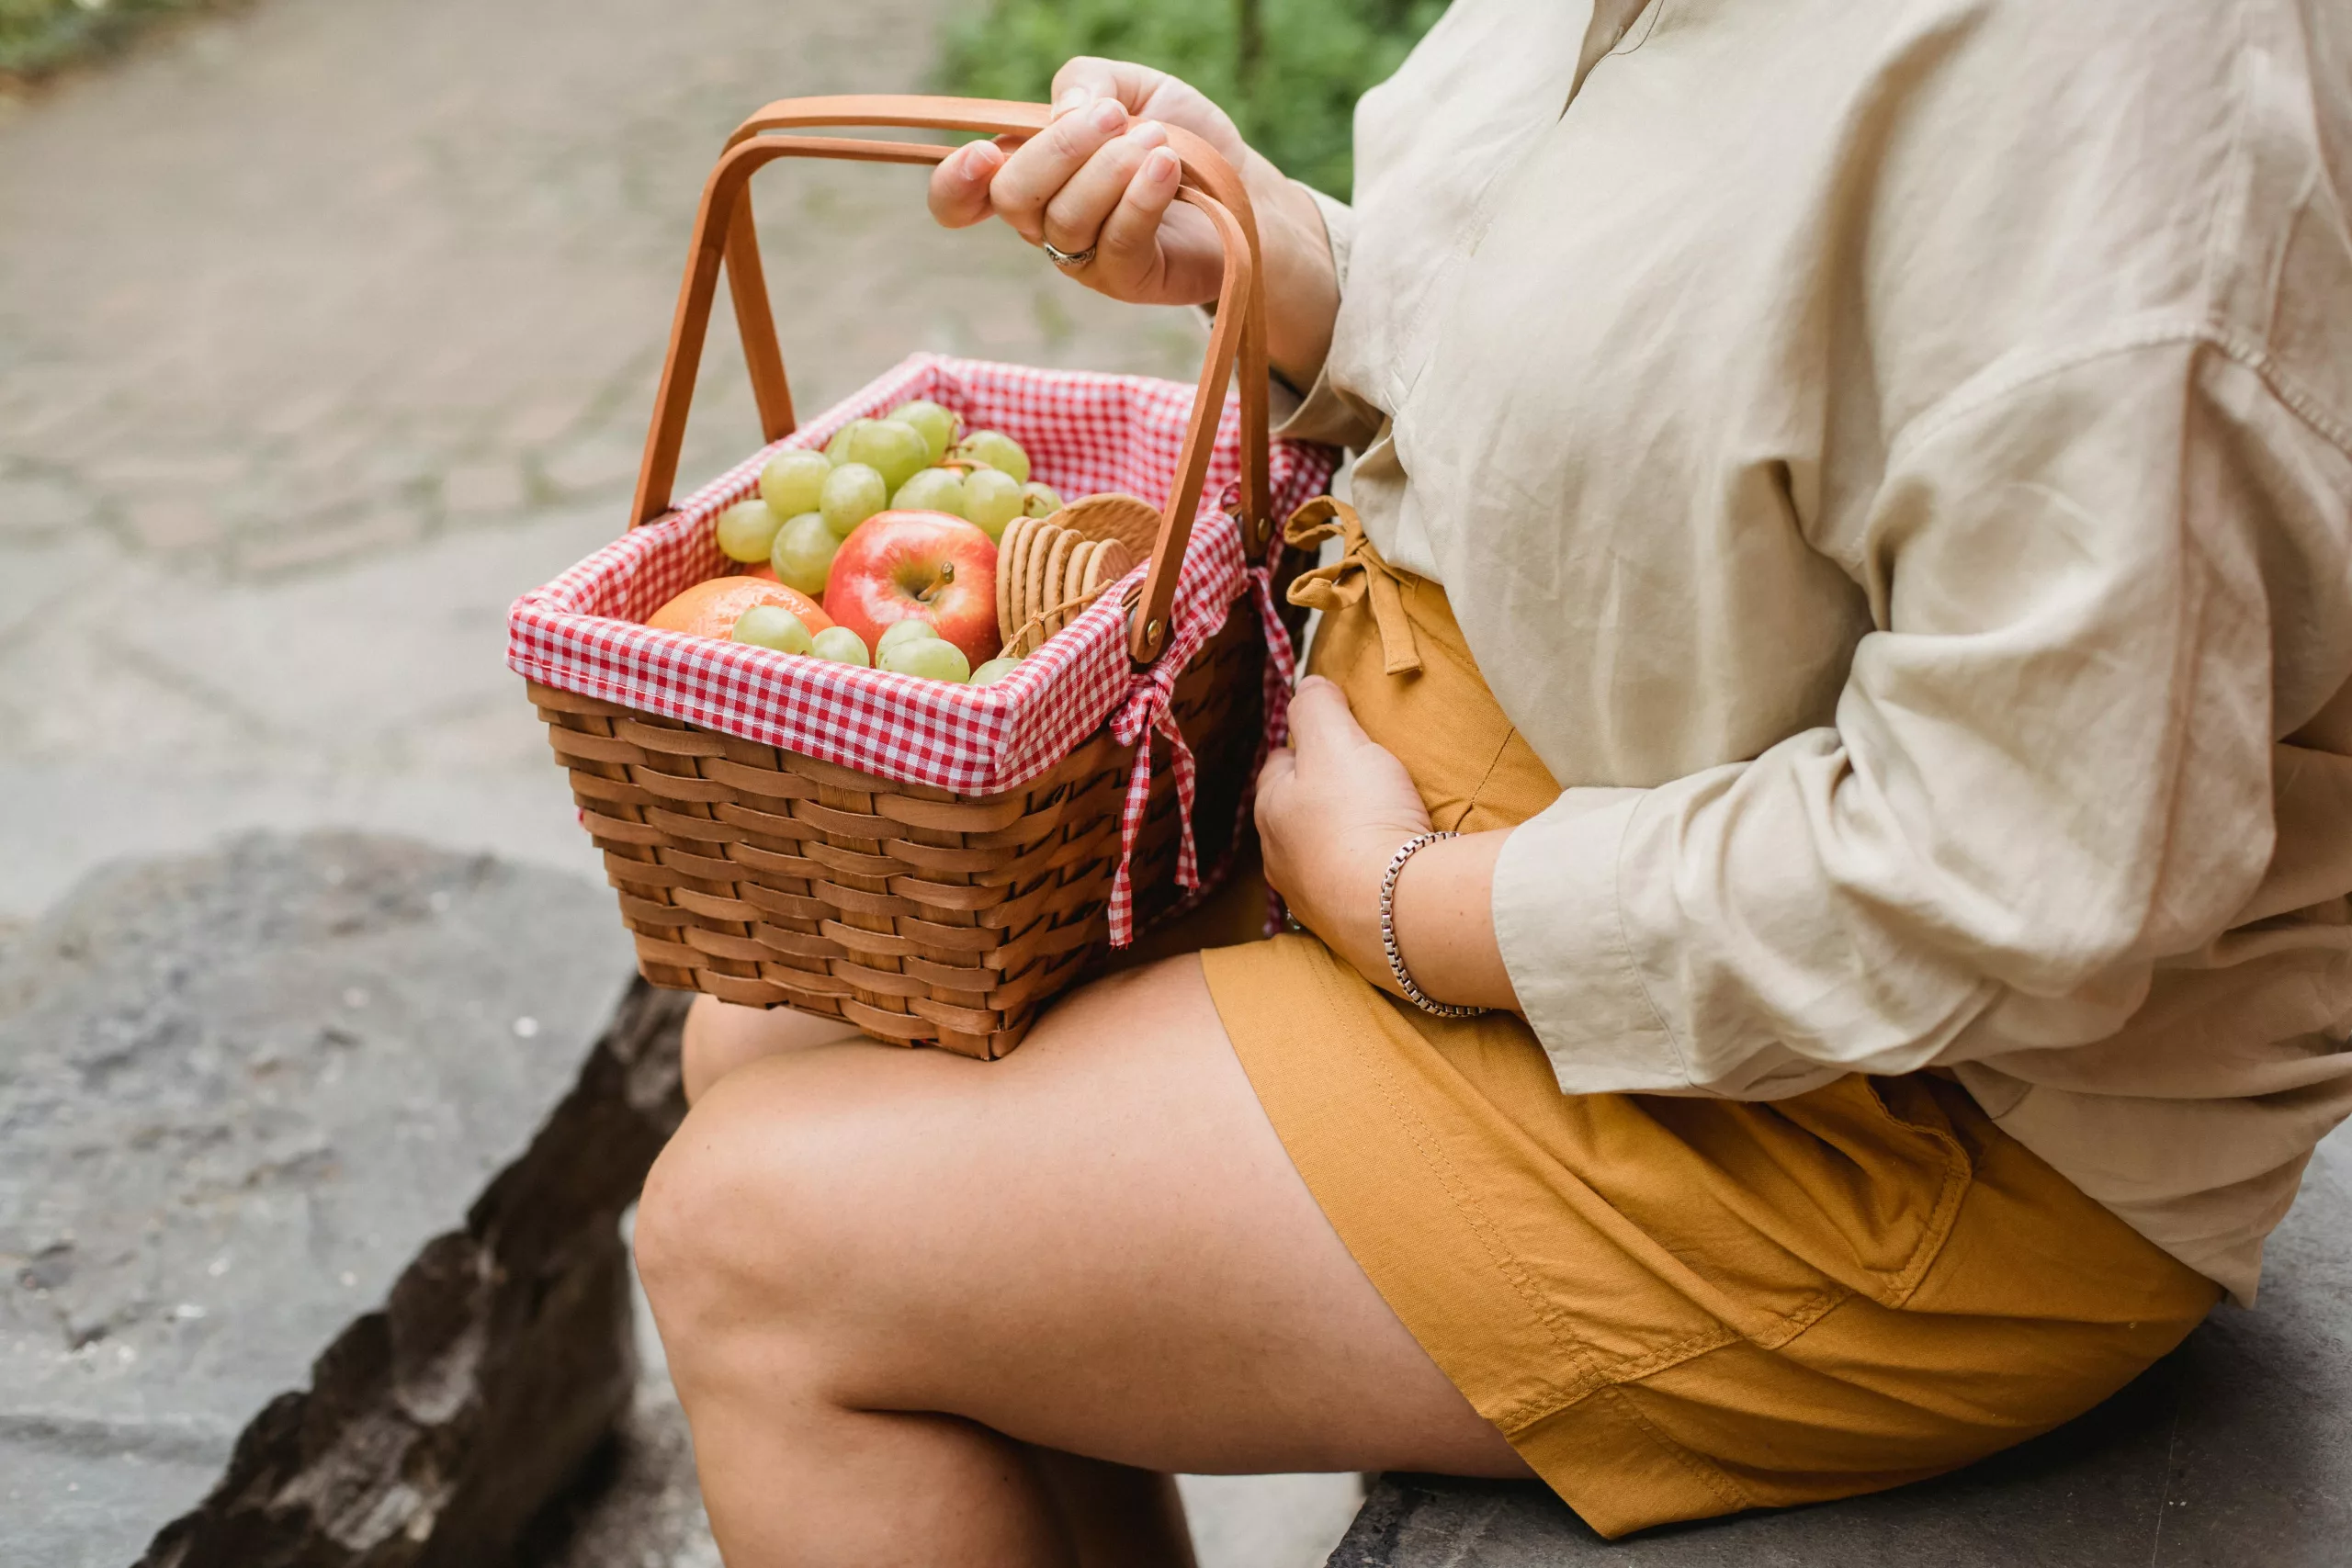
[823,510,1001,668]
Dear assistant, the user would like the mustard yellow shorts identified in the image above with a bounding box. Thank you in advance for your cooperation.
[1192,535,2217,1537]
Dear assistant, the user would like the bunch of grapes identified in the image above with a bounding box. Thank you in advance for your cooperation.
[729,604,1023,685]
[711,400,1060,597]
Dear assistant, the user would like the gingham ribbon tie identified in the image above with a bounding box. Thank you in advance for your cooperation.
[1283,496,1420,675]
[1107,697,1199,944]
[1250,559,1302,750]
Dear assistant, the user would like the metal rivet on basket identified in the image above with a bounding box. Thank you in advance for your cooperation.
[1147,617,1164,648]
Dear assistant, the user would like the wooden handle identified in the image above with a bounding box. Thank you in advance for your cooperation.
[628,95,1272,666]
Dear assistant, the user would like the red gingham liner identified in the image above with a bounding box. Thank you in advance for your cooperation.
[509,354,1335,942]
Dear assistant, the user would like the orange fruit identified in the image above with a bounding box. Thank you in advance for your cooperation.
[647,576,833,640]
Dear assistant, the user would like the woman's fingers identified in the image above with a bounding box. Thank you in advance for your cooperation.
[1047,136,1178,285]
[989,96,1131,243]
[926,140,1007,230]
[1284,676,1432,834]
[1041,121,1164,255]
[1090,146,1183,292]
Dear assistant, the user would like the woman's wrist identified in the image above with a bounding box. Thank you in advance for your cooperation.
[1237,150,1339,391]
[1386,831,1521,1013]
[1254,677,1514,1014]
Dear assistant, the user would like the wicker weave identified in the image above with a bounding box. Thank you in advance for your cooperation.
[529,592,1265,1058]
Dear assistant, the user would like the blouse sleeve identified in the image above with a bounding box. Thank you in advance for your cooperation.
[1269,186,1388,453]
[1491,336,2352,1099]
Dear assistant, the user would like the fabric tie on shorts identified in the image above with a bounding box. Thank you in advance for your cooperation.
[1284,497,1421,676]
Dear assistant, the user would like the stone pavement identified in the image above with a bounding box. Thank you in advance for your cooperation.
[0,0,1356,1561]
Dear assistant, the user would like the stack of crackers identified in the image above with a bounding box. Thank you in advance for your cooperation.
[996,494,1159,656]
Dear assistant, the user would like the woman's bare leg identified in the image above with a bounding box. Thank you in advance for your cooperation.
[680,994,863,1104]
[683,993,1200,1564]
[635,955,1529,1568]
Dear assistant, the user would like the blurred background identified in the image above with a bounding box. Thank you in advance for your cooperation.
[0,0,1435,1564]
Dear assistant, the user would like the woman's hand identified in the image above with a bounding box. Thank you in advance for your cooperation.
[928,60,1238,310]
[926,57,1340,389]
[1257,678,1522,1013]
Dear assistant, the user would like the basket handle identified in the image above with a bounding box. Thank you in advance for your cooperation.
[627,95,1272,667]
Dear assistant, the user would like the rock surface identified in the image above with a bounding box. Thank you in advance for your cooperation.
[1329,1124,2352,1567]
[0,832,683,1566]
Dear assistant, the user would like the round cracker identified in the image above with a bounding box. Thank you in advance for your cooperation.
[1008,516,1049,646]
[995,516,1033,644]
[1022,522,1067,652]
[1007,522,1037,650]
[1045,538,1078,635]
[1054,540,1098,636]
[1035,528,1079,640]
[1085,537,1134,596]
[1069,539,1102,622]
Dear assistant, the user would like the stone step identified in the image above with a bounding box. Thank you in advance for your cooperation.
[0,832,684,1566]
[1328,1125,2351,1567]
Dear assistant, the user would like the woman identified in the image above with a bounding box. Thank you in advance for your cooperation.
[636,2,2352,1562]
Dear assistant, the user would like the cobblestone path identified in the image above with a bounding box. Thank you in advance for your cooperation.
[0,3,1360,1563]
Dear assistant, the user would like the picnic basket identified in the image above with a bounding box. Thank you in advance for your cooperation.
[507,96,1336,1058]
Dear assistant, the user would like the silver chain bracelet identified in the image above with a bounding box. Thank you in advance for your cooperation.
[1379,831,1490,1019]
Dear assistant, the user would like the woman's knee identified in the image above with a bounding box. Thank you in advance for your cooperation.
[638,1056,842,1352]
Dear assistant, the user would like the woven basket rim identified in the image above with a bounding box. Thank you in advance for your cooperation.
[507,353,1336,797]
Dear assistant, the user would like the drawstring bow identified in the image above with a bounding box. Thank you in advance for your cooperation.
[1283,497,1421,675]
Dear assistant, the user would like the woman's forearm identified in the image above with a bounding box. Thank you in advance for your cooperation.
[1388,831,1522,1013]
[1238,151,1340,392]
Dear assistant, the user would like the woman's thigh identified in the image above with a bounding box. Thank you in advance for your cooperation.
[679,993,862,1101]
[637,953,1528,1480]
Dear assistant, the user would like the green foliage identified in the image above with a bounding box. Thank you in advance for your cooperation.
[0,0,218,79]
[938,0,1446,199]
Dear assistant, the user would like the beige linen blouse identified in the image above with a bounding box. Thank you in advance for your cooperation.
[1279,0,2352,1303]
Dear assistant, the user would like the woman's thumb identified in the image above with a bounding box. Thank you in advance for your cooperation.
[1287,675,1371,756]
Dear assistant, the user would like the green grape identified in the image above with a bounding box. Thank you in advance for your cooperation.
[824,418,876,464]
[888,399,960,464]
[968,656,1023,686]
[892,467,967,516]
[810,626,869,666]
[715,498,785,563]
[846,419,931,493]
[1018,481,1064,519]
[953,429,1030,484]
[820,463,888,537]
[880,637,971,682]
[759,450,831,518]
[729,604,813,655]
[876,618,940,657]
[963,466,1023,539]
[768,512,838,596]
